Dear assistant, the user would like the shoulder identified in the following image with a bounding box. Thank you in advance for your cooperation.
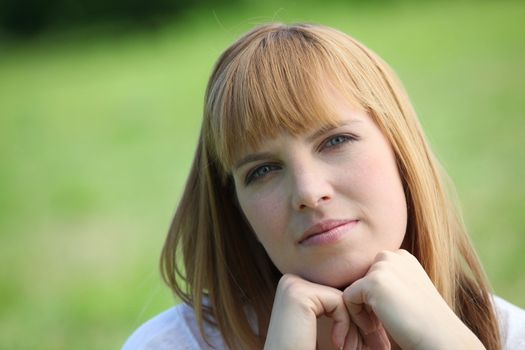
[121,303,226,350]
[493,295,525,350]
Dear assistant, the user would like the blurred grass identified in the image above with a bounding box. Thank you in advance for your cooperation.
[0,1,524,349]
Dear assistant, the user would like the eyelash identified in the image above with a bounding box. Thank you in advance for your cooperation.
[244,133,357,185]
[320,133,356,151]
[245,164,281,185]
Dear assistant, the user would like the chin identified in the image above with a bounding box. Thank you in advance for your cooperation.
[300,264,368,289]
[318,275,360,290]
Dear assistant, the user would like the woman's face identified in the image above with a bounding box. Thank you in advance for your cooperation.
[232,103,408,288]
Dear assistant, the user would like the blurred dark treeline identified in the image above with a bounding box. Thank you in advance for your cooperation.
[0,0,238,37]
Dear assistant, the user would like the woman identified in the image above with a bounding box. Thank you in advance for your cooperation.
[123,23,525,349]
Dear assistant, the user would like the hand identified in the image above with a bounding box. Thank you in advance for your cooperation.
[342,249,485,349]
[264,274,357,350]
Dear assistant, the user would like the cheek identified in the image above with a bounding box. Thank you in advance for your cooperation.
[237,188,288,245]
[350,150,408,239]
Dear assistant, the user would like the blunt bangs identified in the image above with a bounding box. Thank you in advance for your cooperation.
[203,23,401,178]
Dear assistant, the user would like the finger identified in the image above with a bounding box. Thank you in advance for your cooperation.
[344,278,391,350]
[323,296,350,348]
[342,321,359,350]
[349,307,390,350]
[359,320,390,350]
[342,279,377,334]
[356,331,364,350]
[375,322,391,349]
[307,284,350,348]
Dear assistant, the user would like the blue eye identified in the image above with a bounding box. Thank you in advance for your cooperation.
[324,134,354,149]
[246,164,280,184]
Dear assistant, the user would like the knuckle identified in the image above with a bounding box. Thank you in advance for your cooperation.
[277,274,304,295]
[278,273,299,287]
[342,287,356,306]
[372,260,389,270]
[397,248,413,259]
[375,250,394,261]
[367,269,389,292]
[275,274,321,314]
[397,248,410,255]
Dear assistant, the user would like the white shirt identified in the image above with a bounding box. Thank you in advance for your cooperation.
[494,296,525,349]
[122,296,525,349]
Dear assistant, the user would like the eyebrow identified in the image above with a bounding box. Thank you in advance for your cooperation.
[304,120,361,143]
[233,120,361,171]
[305,122,345,143]
[234,152,275,171]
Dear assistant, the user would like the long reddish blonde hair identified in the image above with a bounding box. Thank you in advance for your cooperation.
[161,23,502,349]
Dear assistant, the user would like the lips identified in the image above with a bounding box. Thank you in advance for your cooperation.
[298,219,358,245]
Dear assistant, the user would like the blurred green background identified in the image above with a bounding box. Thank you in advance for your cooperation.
[0,0,524,349]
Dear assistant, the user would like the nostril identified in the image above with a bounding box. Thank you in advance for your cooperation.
[298,195,330,210]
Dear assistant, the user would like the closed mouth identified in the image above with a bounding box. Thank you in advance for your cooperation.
[299,219,358,245]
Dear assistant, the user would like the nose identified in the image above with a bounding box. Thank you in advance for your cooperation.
[290,167,333,211]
